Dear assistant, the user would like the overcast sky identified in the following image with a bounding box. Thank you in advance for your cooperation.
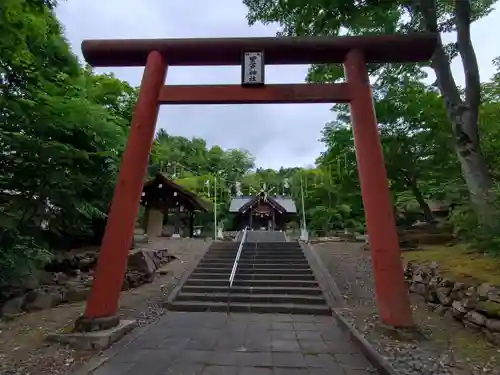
[56,1,500,170]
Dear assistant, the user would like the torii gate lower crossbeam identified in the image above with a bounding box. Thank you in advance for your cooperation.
[75,33,438,332]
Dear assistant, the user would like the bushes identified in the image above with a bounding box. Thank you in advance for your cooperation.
[0,230,52,299]
[450,186,500,256]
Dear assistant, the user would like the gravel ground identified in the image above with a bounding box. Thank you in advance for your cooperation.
[0,238,211,375]
[313,241,500,375]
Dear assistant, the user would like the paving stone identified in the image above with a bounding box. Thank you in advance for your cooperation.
[312,315,335,323]
[200,365,239,375]
[91,362,135,375]
[216,335,246,350]
[271,330,296,340]
[272,352,306,367]
[177,350,213,364]
[244,337,272,351]
[271,314,295,322]
[127,359,180,375]
[251,321,272,330]
[112,348,177,364]
[208,351,246,366]
[272,368,310,375]
[343,369,375,375]
[296,330,323,340]
[88,312,372,375]
[324,340,360,354]
[203,316,228,328]
[308,367,345,374]
[321,330,343,341]
[271,339,301,352]
[225,321,248,332]
[290,315,316,322]
[237,352,273,366]
[187,335,218,350]
[298,339,330,354]
[162,362,205,374]
[238,367,273,375]
[314,321,339,331]
[246,330,271,342]
[164,328,197,339]
[271,322,294,330]
[335,353,372,369]
[293,322,317,331]
[303,353,338,368]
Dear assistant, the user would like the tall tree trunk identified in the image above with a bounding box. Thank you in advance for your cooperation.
[406,178,434,222]
[419,0,492,218]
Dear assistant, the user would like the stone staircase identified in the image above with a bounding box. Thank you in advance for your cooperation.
[167,238,330,315]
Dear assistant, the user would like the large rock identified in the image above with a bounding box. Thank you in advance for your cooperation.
[485,319,500,332]
[1,295,26,317]
[451,300,468,320]
[436,287,453,306]
[127,248,173,275]
[465,311,487,327]
[23,287,64,312]
[477,283,498,300]
[64,286,91,303]
[410,282,427,296]
[128,249,159,275]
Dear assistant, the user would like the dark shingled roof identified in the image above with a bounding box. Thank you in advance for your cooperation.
[229,196,297,214]
[142,173,209,212]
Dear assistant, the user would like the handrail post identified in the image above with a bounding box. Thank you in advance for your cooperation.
[229,226,248,288]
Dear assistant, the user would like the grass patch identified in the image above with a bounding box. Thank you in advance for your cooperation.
[403,244,500,285]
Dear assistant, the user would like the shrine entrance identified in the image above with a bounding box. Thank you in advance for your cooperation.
[76,33,437,331]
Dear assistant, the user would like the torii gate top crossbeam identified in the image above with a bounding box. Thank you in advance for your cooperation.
[82,33,438,67]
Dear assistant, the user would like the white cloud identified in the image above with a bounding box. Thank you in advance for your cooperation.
[56,0,500,169]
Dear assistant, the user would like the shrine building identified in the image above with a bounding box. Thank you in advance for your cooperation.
[229,192,297,231]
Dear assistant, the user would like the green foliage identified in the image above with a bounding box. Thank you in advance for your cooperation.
[243,0,500,251]
[0,231,52,297]
[0,0,134,290]
[449,190,500,257]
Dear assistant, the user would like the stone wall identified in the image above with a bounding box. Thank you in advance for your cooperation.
[404,261,500,346]
[0,247,175,319]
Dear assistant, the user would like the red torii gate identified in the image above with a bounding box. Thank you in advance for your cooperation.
[76,33,437,331]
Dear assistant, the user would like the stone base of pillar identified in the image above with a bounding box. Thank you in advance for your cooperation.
[74,314,120,332]
[47,319,136,350]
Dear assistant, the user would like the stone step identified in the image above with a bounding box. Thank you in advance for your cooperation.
[185,278,320,288]
[205,252,305,257]
[198,259,309,268]
[181,285,323,295]
[242,242,301,247]
[191,272,316,281]
[212,248,302,252]
[196,263,312,270]
[233,273,316,281]
[190,272,230,279]
[202,256,307,262]
[167,301,331,315]
[206,253,305,258]
[194,267,313,275]
[176,292,326,305]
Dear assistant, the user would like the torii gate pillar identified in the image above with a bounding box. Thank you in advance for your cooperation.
[344,49,413,327]
[75,51,167,332]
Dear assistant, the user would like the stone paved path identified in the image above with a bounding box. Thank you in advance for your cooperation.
[90,311,375,375]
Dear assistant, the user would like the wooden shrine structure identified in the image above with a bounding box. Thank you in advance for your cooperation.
[141,174,209,238]
[75,32,439,332]
[229,193,297,231]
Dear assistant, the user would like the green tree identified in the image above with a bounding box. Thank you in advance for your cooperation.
[244,0,497,218]
[0,0,135,291]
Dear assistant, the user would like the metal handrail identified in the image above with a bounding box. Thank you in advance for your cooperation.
[229,226,248,288]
